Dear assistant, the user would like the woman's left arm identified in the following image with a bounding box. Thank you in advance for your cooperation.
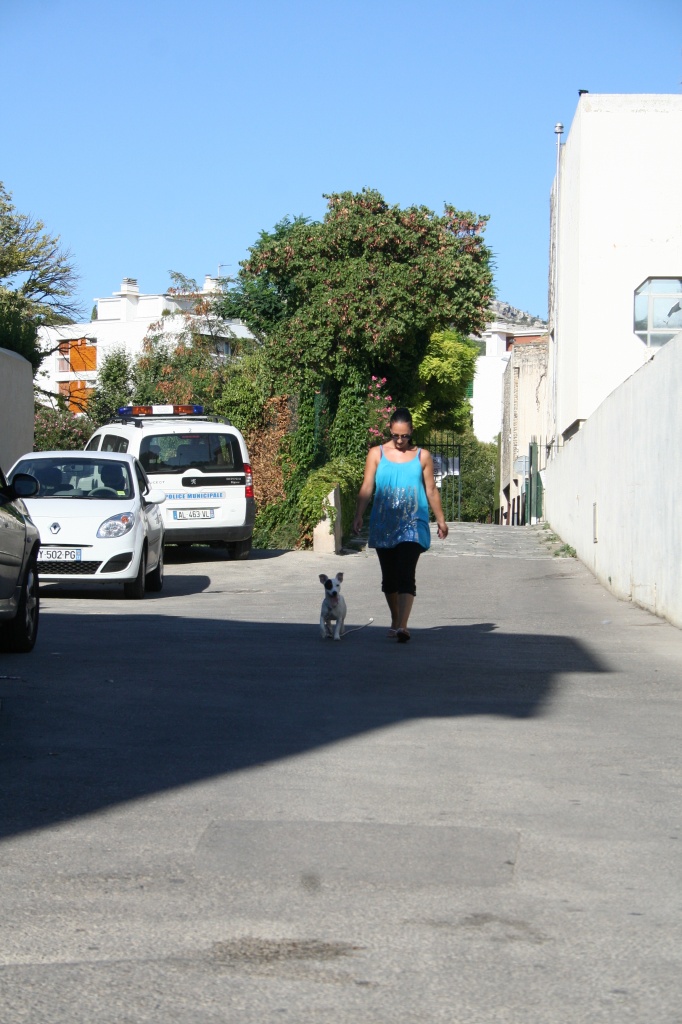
[421,450,449,540]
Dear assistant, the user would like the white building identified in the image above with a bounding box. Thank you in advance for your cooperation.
[472,303,547,444]
[549,93,682,444]
[499,337,549,524]
[38,276,254,412]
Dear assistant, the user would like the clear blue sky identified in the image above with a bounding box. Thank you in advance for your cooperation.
[3,0,681,322]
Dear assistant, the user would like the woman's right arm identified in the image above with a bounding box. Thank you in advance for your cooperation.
[352,447,380,533]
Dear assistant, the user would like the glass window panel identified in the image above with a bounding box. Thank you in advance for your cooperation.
[634,293,649,330]
[139,433,243,474]
[652,297,682,328]
[649,332,678,348]
[635,332,648,345]
[648,278,682,293]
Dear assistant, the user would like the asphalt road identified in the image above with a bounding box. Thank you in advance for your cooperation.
[1,524,681,1023]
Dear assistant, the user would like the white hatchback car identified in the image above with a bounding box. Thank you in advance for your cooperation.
[8,451,166,599]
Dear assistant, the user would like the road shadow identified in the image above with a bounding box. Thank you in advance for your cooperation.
[0,612,607,839]
[38,573,212,600]
[164,545,291,564]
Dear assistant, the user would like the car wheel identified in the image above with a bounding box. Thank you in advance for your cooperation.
[228,537,252,561]
[123,548,147,599]
[1,554,40,653]
[146,545,164,592]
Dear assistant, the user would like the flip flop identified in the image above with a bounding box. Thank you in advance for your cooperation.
[387,628,398,638]
[396,628,411,643]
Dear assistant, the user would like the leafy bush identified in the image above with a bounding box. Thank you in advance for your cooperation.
[252,498,300,550]
[298,456,364,544]
[213,351,272,435]
[34,405,95,451]
[252,456,363,549]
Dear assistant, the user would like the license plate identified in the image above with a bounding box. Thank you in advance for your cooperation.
[39,548,82,561]
[172,509,215,520]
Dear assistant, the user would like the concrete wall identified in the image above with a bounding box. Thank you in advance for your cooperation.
[0,348,34,471]
[543,331,682,627]
[549,94,682,441]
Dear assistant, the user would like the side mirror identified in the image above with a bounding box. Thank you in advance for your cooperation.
[145,488,166,505]
[10,473,40,499]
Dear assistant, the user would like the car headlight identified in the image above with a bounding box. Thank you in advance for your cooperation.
[97,512,135,538]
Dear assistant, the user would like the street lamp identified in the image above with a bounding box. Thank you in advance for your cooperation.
[551,122,564,455]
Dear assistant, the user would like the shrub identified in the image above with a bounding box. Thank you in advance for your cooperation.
[34,405,95,451]
[298,456,364,545]
[252,498,300,550]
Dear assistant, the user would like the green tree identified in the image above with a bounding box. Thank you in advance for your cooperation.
[408,329,479,433]
[0,182,80,371]
[219,216,311,340]
[133,330,227,408]
[458,433,497,523]
[212,349,272,436]
[0,291,40,368]
[218,189,493,399]
[88,346,137,426]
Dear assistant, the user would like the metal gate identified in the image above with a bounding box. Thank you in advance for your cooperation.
[419,432,461,522]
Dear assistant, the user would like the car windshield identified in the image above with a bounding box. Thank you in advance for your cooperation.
[11,458,133,499]
[139,433,244,475]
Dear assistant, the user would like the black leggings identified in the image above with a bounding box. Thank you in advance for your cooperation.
[376,542,425,597]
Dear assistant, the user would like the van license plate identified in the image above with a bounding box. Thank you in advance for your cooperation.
[172,509,214,520]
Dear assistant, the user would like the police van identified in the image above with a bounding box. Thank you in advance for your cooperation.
[85,406,255,558]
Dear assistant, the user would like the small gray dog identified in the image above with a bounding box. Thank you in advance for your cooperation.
[319,573,346,641]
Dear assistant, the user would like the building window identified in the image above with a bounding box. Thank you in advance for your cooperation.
[58,380,94,414]
[57,338,97,372]
[634,278,682,348]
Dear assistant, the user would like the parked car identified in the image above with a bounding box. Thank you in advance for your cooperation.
[0,466,41,651]
[85,405,255,559]
[8,452,165,599]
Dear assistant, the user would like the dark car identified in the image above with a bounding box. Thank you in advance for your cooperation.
[0,467,41,652]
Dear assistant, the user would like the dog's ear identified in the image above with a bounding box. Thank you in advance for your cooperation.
[336,573,344,583]
[319,574,328,584]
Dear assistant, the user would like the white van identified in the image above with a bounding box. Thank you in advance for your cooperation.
[85,405,255,558]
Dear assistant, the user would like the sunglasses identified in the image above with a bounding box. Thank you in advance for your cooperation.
[390,432,412,441]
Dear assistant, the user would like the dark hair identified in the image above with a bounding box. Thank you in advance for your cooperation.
[389,407,413,429]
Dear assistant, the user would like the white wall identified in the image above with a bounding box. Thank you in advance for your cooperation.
[0,348,34,470]
[551,94,682,440]
[472,354,506,443]
[544,331,682,627]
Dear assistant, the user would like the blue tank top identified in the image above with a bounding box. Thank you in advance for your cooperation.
[368,447,431,550]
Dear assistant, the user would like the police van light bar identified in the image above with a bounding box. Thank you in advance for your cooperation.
[118,404,204,417]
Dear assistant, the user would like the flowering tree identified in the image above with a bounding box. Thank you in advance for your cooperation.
[218,188,493,403]
[216,190,493,545]
[367,376,395,444]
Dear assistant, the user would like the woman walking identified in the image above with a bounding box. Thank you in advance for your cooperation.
[352,408,448,642]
